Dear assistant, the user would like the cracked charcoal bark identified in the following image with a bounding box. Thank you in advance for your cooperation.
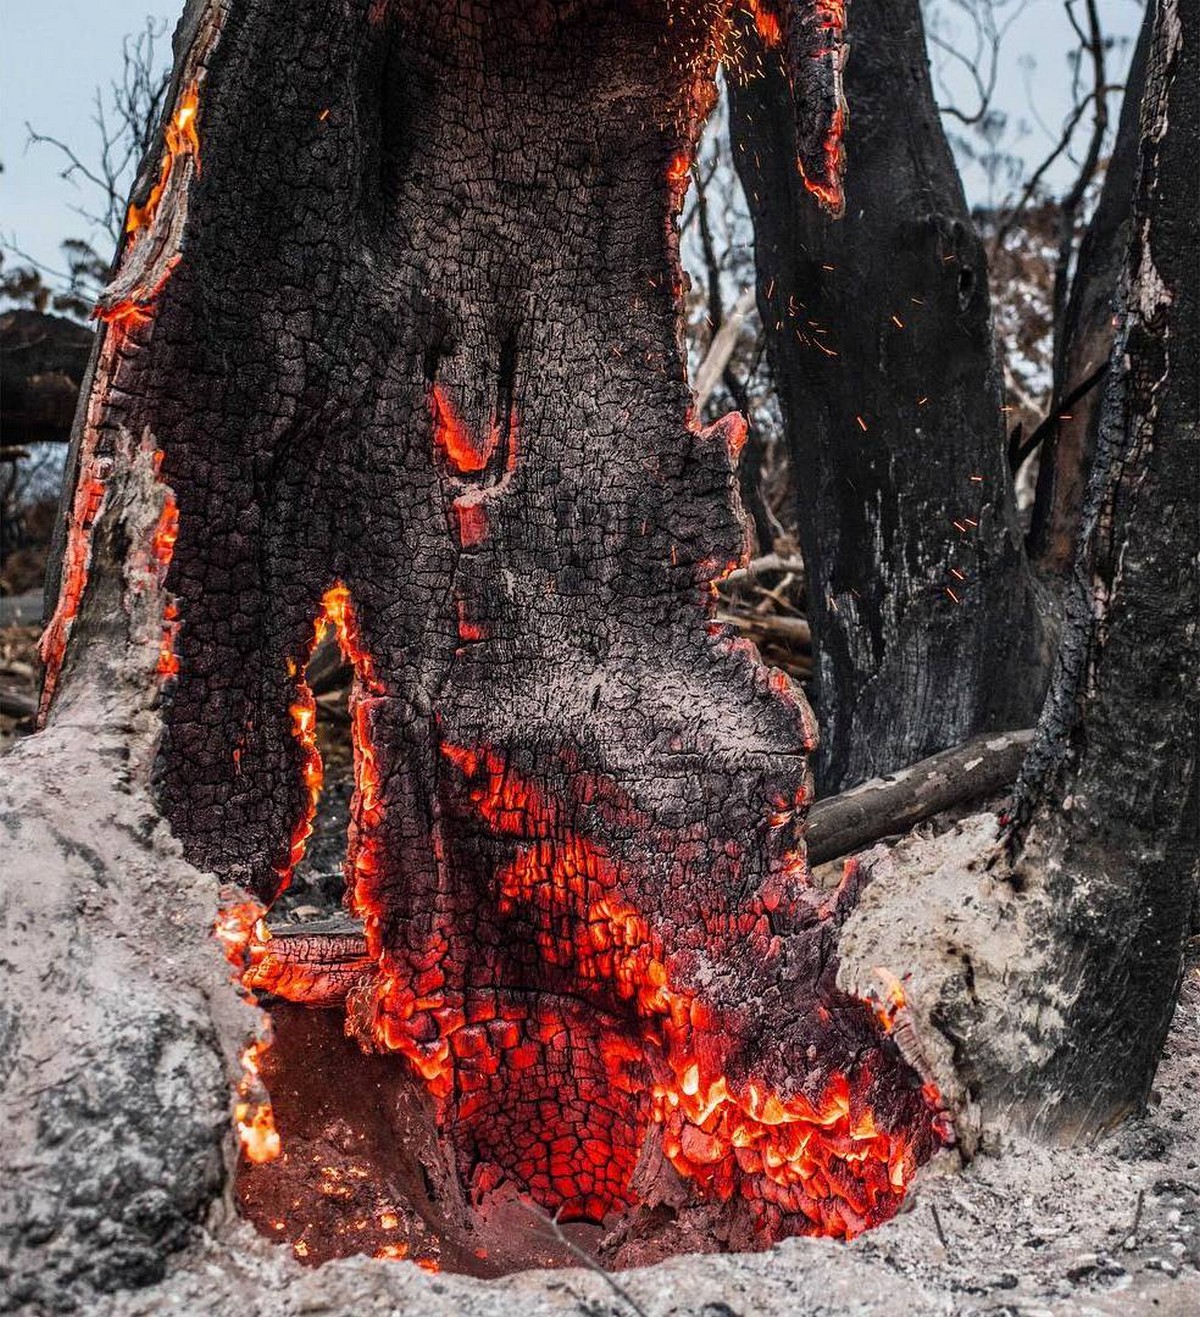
[1003,0,1200,1137]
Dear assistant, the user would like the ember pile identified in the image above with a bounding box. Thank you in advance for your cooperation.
[216,584,949,1276]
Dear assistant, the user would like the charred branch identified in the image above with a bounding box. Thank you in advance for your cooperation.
[1026,15,1152,579]
[806,729,1034,866]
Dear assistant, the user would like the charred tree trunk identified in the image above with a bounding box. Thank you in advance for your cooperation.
[1026,13,1152,581]
[728,0,1049,793]
[17,0,944,1283]
[1003,0,1199,1134]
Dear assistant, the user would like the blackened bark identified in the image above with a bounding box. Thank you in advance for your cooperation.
[1027,13,1152,580]
[38,0,941,1250]
[1008,0,1199,1134]
[729,0,1049,793]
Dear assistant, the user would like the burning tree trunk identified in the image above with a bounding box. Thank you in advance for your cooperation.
[728,0,1049,792]
[12,0,948,1289]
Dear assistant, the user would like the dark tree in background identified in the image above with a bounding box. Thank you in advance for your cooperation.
[1006,0,1198,1132]
[729,0,1050,793]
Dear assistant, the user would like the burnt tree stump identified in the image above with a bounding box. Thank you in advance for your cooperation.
[29,0,943,1268]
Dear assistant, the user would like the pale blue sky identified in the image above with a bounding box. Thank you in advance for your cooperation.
[1,2,177,278]
[2,0,1144,287]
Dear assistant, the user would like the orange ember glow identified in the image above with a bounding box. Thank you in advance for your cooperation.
[666,149,692,199]
[652,1066,916,1237]
[749,0,783,46]
[94,300,158,331]
[799,102,847,214]
[349,744,943,1235]
[37,468,107,721]
[235,1039,282,1164]
[278,684,320,891]
[454,496,489,548]
[431,385,500,474]
[94,80,200,330]
[213,900,270,982]
[870,967,908,1032]
[151,487,181,678]
[125,84,201,237]
[277,584,382,896]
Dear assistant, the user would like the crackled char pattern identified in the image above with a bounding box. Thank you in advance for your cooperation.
[56,0,941,1243]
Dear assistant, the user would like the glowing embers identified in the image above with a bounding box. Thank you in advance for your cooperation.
[791,0,849,215]
[37,465,107,721]
[353,743,943,1238]
[95,72,207,329]
[150,474,181,679]
[210,900,282,1165]
[430,384,518,480]
[799,100,847,215]
[431,385,497,475]
[125,84,201,237]
[650,1054,921,1238]
[748,0,783,46]
[236,1037,282,1165]
[276,583,382,897]
[666,149,693,210]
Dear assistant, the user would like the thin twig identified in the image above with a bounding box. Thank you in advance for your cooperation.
[1009,362,1110,471]
[930,1201,951,1257]
[520,1203,650,1317]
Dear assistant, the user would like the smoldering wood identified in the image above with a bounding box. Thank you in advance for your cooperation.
[253,728,1037,993]
[4,0,1196,1308]
[728,0,1050,793]
[15,0,946,1290]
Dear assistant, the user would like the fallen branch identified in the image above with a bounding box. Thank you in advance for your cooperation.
[0,687,38,720]
[692,286,755,412]
[806,729,1034,866]
[715,610,812,649]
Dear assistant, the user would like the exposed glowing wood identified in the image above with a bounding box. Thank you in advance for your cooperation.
[94,0,226,326]
[242,921,375,1008]
[36,465,107,721]
[235,1038,282,1164]
[275,584,383,897]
